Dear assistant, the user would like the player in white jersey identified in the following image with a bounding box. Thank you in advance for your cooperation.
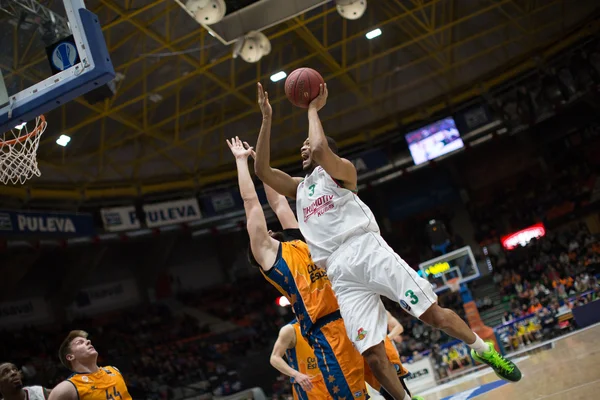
[254,82,522,398]
[0,362,51,400]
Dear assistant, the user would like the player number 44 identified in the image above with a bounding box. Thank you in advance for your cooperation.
[106,387,122,400]
[405,290,419,305]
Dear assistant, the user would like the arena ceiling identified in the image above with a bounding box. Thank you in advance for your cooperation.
[1,0,599,202]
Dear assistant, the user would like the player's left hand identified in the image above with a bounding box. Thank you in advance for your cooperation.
[226,136,254,160]
[309,83,328,112]
[243,141,256,160]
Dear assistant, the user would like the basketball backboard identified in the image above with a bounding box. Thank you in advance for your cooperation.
[418,246,480,293]
[0,0,114,132]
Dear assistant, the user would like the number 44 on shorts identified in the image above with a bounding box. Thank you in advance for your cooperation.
[405,290,419,305]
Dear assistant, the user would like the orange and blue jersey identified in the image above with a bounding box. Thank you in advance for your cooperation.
[261,241,367,400]
[67,366,131,400]
[262,240,339,336]
[285,322,331,400]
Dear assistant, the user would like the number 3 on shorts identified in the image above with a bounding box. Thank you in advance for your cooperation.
[405,290,419,305]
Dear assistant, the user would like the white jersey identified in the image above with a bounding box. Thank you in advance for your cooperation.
[296,166,379,268]
[24,386,46,400]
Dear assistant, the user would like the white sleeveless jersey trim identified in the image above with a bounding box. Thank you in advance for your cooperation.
[296,166,379,268]
[24,386,46,400]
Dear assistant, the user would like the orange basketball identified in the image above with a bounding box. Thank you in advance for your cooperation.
[284,68,325,108]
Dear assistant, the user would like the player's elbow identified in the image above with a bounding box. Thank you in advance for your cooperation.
[254,159,270,178]
[242,192,260,205]
[269,355,279,368]
[310,141,328,163]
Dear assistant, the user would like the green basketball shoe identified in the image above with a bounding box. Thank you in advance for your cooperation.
[411,396,425,400]
[471,342,522,382]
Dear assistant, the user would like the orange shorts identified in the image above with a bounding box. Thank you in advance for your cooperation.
[364,337,410,391]
[308,318,367,400]
[292,376,332,400]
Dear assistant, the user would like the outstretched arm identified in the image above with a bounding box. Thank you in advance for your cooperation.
[264,183,298,230]
[227,137,279,271]
[270,325,313,392]
[387,310,404,343]
[253,83,301,198]
[47,381,77,400]
[307,84,357,191]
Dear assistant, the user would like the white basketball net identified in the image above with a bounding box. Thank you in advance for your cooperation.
[0,115,46,185]
[448,278,461,293]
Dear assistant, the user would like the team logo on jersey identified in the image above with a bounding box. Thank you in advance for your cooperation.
[400,299,412,312]
[302,194,334,222]
[82,376,90,382]
[356,328,367,341]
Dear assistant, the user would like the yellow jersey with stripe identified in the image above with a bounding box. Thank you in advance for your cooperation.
[67,366,132,400]
[285,322,321,379]
[285,322,331,400]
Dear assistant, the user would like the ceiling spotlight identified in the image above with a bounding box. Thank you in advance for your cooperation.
[336,0,367,20]
[56,134,71,147]
[270,71,287,82]
[365,28,381,40]
[186,0,226,25]
[233,31,271,63]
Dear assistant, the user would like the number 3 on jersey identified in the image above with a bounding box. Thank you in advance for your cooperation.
[308,184,316,196]
[405,290,419,305]
[106,387,122,400]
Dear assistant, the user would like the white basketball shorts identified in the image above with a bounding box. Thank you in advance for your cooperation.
[326,231,438,354]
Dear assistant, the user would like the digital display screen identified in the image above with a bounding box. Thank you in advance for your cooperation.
[405,117,464,165]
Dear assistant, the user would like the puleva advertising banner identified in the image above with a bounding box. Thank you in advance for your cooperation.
[0,209,95,236]
[142,198,202,228]
[100,205,140,232]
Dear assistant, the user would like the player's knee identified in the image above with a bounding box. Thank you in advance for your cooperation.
[421,304,453,330]
[363,342,388,372]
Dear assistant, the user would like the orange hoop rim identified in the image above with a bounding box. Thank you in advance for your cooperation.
[447,277,461,292]
[0,115,46,146]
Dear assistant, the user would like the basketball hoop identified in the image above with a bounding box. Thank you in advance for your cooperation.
[447,277,461,293]
[0,115,47,185]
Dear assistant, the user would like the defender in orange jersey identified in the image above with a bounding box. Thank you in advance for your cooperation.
[47,330,132,400]
[227,136,368,400]
[271,321,332,400]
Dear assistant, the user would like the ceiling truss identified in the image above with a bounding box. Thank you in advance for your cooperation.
[0,0,595,201]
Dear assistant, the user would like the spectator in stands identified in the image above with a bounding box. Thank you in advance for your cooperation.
[502,312,515,324]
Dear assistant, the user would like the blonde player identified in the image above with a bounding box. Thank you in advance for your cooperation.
[48,330,132,400]
[254,82,522,398]
[271,321,332,400]
[0,362,51,400]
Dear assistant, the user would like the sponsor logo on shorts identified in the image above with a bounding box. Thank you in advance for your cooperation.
[356,327,367,341]
[353,390,363,398]
[400,299,412,312]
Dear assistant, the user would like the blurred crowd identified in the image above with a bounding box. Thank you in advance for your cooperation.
[470,154,596,243]
[495,224,600,320]
[1,217,599,400]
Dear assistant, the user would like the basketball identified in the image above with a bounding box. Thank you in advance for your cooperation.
[284,68,325,108]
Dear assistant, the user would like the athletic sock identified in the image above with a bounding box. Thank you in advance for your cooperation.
[468,333,489,354]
